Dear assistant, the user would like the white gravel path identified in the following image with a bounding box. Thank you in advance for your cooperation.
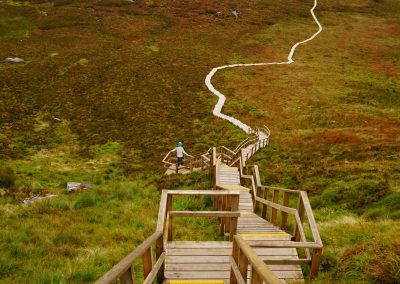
[205,0,323,134]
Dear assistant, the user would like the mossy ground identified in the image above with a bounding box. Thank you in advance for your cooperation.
[1,0,399,283]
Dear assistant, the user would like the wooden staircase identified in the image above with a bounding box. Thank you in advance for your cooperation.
[96,128,323,284]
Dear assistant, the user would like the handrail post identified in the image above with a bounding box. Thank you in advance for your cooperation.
[310,248,323,279]
[201,156,204,171]
[229,194,239,241]
[270,190,279,225]
[120,266,134,284]
[252,266,262,284]
[238,249,249,281]
[261,187,268,219]
[220,195,226,234]
[143,248,152,280]
[230,238,239,284]
[156,235,164,283]
[167,215,173,241]
[294,196,305,241]
[280,192,290,230]
[212,147,217,191]
[166,194,173,241]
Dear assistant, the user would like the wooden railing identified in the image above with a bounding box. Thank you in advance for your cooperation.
[96,189,241,284]
[162,149,212,174]
[162,125,270,174]
[239,163,323,279]
[230,235,281,284]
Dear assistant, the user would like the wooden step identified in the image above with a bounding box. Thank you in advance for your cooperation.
[167,280,227,284]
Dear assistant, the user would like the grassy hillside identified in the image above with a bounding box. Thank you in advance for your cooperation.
[0,0,399,283]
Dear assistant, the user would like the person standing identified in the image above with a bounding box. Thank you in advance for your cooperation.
[170,142,191,167]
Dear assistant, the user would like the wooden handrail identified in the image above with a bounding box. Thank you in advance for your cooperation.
[230,235,281,284]
[300,191,323,245]
[95,231,162,284]
[143,252,166,284]
[238,140,323,279]
[245,240,323,249]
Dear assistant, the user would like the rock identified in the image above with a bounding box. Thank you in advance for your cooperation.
[23,194,57,205]
[4,57,24,63]
[53,117,61,122]
[67,182,92,193]
[40,148,49,153]
[78,58,89,65]
[232,10,239,18]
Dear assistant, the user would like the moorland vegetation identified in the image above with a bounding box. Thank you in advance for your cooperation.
[0,0,399,283]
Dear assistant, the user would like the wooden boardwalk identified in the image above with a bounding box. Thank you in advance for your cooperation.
[164,158,303,283]
[96,128,322,284]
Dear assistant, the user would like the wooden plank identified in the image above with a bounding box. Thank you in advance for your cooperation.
[166,271,230,279]
[166,263,230,271]
[241,236,291,241]
[253,248,298,256]
[167,241,232,249]
[167,248,232,256]
[169,211,240,218]
[240,234,289,237]
[168,280,226,284]
[166,190,240,196]
[167,255,230,263]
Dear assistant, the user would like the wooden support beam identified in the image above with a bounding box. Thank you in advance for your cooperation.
[143,253,165,284]
[167,215,173,242]
[142,247,152,280]
[229,195,239,241]
[155,235,164,283]
[261,187,268,220]
[119,267,134,284]
[251,266,262,284]
[238,249,248,282]
[310,248,323,279]
[280,192,290,230]
[230,256,246,284]
[270,190,280,225]
[294,197,305,242]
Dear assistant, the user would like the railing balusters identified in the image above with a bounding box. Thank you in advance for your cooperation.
[261,187,268,219]
[142,248,152,279]
[229,195,239,241]
[270,190,279,225]
[310,248,323,279]
[294,196,305,242]
[280,192,290,229]
[120,266,134,284]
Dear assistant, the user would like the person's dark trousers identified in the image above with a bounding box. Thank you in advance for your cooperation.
[178,157,183,166]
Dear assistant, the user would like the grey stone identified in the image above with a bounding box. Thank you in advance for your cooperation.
[67,182,92,193]
[4,57,24,63]
[23,194,57,205]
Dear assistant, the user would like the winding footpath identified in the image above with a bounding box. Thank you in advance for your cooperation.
[205,0,323,134]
